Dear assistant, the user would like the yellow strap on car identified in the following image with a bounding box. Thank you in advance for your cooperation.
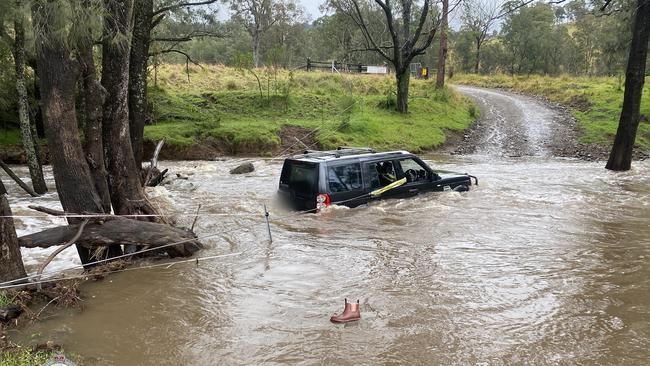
[370,178,407,197]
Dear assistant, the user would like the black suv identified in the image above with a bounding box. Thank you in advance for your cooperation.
[278,148,477,212]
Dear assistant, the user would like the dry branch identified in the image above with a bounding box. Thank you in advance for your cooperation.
[0,160,39,197]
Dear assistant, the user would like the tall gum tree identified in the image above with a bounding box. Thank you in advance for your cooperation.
[0,4,48,194]
[33,0,121,265]
[606,0,650,171]
[102,0,159,219]
[129,0,218,169]
[333,0,442,113]
[0,179,27,283]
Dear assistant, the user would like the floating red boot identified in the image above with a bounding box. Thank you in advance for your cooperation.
[330,298,360,323]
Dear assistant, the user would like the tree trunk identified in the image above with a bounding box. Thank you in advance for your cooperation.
[436,0,448,89]
[19,217,202,258]
[33,2,118,265]
[253,28,261,68]
[102,0,158,219]
[129,0,154,170]
[395,68,410,114]
[474,39,481,74]
[78,33,112,214]
[606,0,650,171]
[0,179,27,283]
[14,15,47,195]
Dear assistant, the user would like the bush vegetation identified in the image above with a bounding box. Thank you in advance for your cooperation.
[453,73,650,150]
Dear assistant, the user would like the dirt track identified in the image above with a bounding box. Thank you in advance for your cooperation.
[450,85,614,160]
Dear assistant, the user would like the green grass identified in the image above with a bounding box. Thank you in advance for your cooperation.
[453,73,650,150]
[145,64,476,154]
[0,130,21,146]
[0,292,12,308]
[0,349,58,366]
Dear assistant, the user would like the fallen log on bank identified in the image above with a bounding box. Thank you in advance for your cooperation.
[18,217,202,258]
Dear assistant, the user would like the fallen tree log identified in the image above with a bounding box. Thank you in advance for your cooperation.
[18,217,202,258]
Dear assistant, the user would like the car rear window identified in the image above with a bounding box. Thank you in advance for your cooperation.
[280,160,318,194]
[328,163,362,192]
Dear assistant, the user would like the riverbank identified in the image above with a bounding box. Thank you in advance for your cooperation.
[1,65,477,163]
[452,74,650,153]
[143,64,476,159]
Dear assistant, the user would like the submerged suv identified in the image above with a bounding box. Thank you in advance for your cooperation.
[278,148,477,212]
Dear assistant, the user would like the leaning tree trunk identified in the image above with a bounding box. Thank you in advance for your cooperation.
[436,0,448,89]
[606,0,650,171]
[33,2,121,265]
[395,67,410,114]
[0,179,27,283]
[129,0,154,170]
[14,15,47,195]
[78,33,112,213]
[102,0,159,219]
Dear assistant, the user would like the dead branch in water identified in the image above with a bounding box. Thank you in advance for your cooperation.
[35,219,89,287]
[27,205,66,216]
[0,160,39,197]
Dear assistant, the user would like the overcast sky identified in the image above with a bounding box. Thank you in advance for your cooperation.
[298,0,326,19]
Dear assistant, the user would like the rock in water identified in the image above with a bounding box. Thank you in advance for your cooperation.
[230,162,254,174]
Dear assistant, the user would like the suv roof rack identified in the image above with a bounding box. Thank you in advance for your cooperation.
[297,147,376,159]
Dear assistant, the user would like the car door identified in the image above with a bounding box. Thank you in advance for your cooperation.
[390,157,436,197]
[326,162,368,207]
[362,159,402,201]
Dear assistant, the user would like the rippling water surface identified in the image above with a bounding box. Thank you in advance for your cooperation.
[6,155,650,365]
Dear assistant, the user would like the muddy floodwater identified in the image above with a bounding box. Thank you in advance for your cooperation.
[4,155,649,365]
[4,87,650,365]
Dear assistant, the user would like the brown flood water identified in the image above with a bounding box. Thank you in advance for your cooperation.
[6,154,650,365]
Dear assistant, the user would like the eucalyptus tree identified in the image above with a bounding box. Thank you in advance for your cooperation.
[130,0,219,168]
[460,0,501,74]
[330,0,444,113]
[32,0,113,264]
[0,1,47,194]
[606,0,650,171]
[0,178,26,283]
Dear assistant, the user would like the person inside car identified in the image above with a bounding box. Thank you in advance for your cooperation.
[377,161,396,186]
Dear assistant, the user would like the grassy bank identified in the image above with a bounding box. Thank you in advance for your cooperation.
[453,74,650,150]
[146,64,476,155]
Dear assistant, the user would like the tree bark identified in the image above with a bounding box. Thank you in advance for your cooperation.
[33,2,118,265]
[14,15,47,194]
[78,32,112,214]
[606,0,650,171]
[436,0,448,89]
[396,68,410,114]
[129,0,154,170]
[252,27,261,68]
[19,217,202,258]
[102,0,158,218]
[0,179,27,283]
[474,38,481,74]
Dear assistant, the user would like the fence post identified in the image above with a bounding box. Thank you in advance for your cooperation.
[264,204,272,243]
[307,57,311,72]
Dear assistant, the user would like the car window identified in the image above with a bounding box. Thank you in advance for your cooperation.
[328,163,363,192]
[397,158,429,183]
[281,162,318,194]
[367,161,397,189]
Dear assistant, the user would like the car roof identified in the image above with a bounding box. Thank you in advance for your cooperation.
[287,148,413,163]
